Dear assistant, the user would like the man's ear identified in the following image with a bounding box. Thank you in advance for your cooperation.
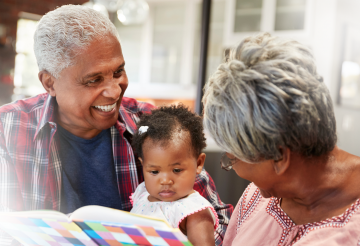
[39,71,56,97]
[196,153,206,174]
[273,147,290,175]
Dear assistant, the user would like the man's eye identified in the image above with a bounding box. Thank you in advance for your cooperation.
[114,69,124,78]
[173,169,182,173]
[87,78,101,85]
[150,170,159,175]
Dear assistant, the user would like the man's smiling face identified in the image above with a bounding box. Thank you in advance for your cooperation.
[47,35,128,139]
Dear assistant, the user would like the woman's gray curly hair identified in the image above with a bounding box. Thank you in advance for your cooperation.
[34,4,120,78]
[203,33,337,163]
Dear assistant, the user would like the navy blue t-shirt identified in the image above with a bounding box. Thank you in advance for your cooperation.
[57,124,122,214]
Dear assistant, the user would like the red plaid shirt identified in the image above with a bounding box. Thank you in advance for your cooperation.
[0,93,233,245]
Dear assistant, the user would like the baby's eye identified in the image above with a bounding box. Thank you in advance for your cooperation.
[173,169,182,174]
[150,170,159,175]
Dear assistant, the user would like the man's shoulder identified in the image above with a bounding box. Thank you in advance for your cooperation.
[120,97,155,115]
[0,93,47,115]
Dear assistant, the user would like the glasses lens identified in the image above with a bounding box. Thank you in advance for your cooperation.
[220,153,233,171]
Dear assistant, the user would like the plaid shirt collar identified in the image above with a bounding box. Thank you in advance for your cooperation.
[34,95,57,141]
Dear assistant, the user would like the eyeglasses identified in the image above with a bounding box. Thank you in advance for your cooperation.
[220,152,283,171]
[220,152,238,171]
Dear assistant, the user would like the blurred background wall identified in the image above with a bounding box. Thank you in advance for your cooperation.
[0,0,88,105]
[0,0,360,207]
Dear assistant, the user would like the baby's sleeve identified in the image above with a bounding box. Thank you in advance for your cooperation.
[167,192,219,229]
[130,182,147,207]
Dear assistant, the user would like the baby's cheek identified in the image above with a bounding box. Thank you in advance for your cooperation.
[144,179,156,194]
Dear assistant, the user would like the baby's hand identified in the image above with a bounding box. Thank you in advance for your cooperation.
[179,209,215,246]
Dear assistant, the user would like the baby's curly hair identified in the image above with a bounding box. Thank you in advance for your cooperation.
[132,104,207,159]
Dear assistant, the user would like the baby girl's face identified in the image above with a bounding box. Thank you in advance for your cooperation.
[140,132,205,202]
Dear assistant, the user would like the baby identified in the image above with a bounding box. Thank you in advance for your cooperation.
[130,104,218,246]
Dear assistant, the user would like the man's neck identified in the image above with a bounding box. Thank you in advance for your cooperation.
[55,108,102,139]
[57,121,103,139]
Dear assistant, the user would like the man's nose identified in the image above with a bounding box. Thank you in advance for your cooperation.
[102,78,124,99]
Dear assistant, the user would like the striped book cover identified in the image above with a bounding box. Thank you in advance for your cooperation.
[0,206,192,246]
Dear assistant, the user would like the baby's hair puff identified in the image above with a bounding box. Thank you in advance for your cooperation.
[132,104,207,159]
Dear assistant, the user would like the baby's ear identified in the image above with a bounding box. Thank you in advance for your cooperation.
[196,153,206,174]
[138,157,143,165]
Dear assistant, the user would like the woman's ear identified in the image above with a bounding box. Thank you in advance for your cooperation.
[273,147,291,175]
[196,153,206,174]
[39,71,56,97]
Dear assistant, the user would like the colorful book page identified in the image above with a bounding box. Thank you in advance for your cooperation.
[75,220,192,246]
[0,216,97,246]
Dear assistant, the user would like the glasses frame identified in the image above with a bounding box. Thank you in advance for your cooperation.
[220,152,284,171]
[220,152,237,171]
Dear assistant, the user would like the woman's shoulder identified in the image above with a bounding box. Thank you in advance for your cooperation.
[240,182,262,207]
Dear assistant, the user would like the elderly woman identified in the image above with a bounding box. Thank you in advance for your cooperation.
[203,32,360,245]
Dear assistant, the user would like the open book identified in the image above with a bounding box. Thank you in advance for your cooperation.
[0,205,191,246]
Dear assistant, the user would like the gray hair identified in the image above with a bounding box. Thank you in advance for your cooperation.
[34,4,120,78]
[203,33,337,163]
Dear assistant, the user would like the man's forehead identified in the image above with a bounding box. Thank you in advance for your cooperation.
[58,36,125,78]
[84,35,122,53]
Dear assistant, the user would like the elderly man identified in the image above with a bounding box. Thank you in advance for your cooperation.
[0,4,232,245]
